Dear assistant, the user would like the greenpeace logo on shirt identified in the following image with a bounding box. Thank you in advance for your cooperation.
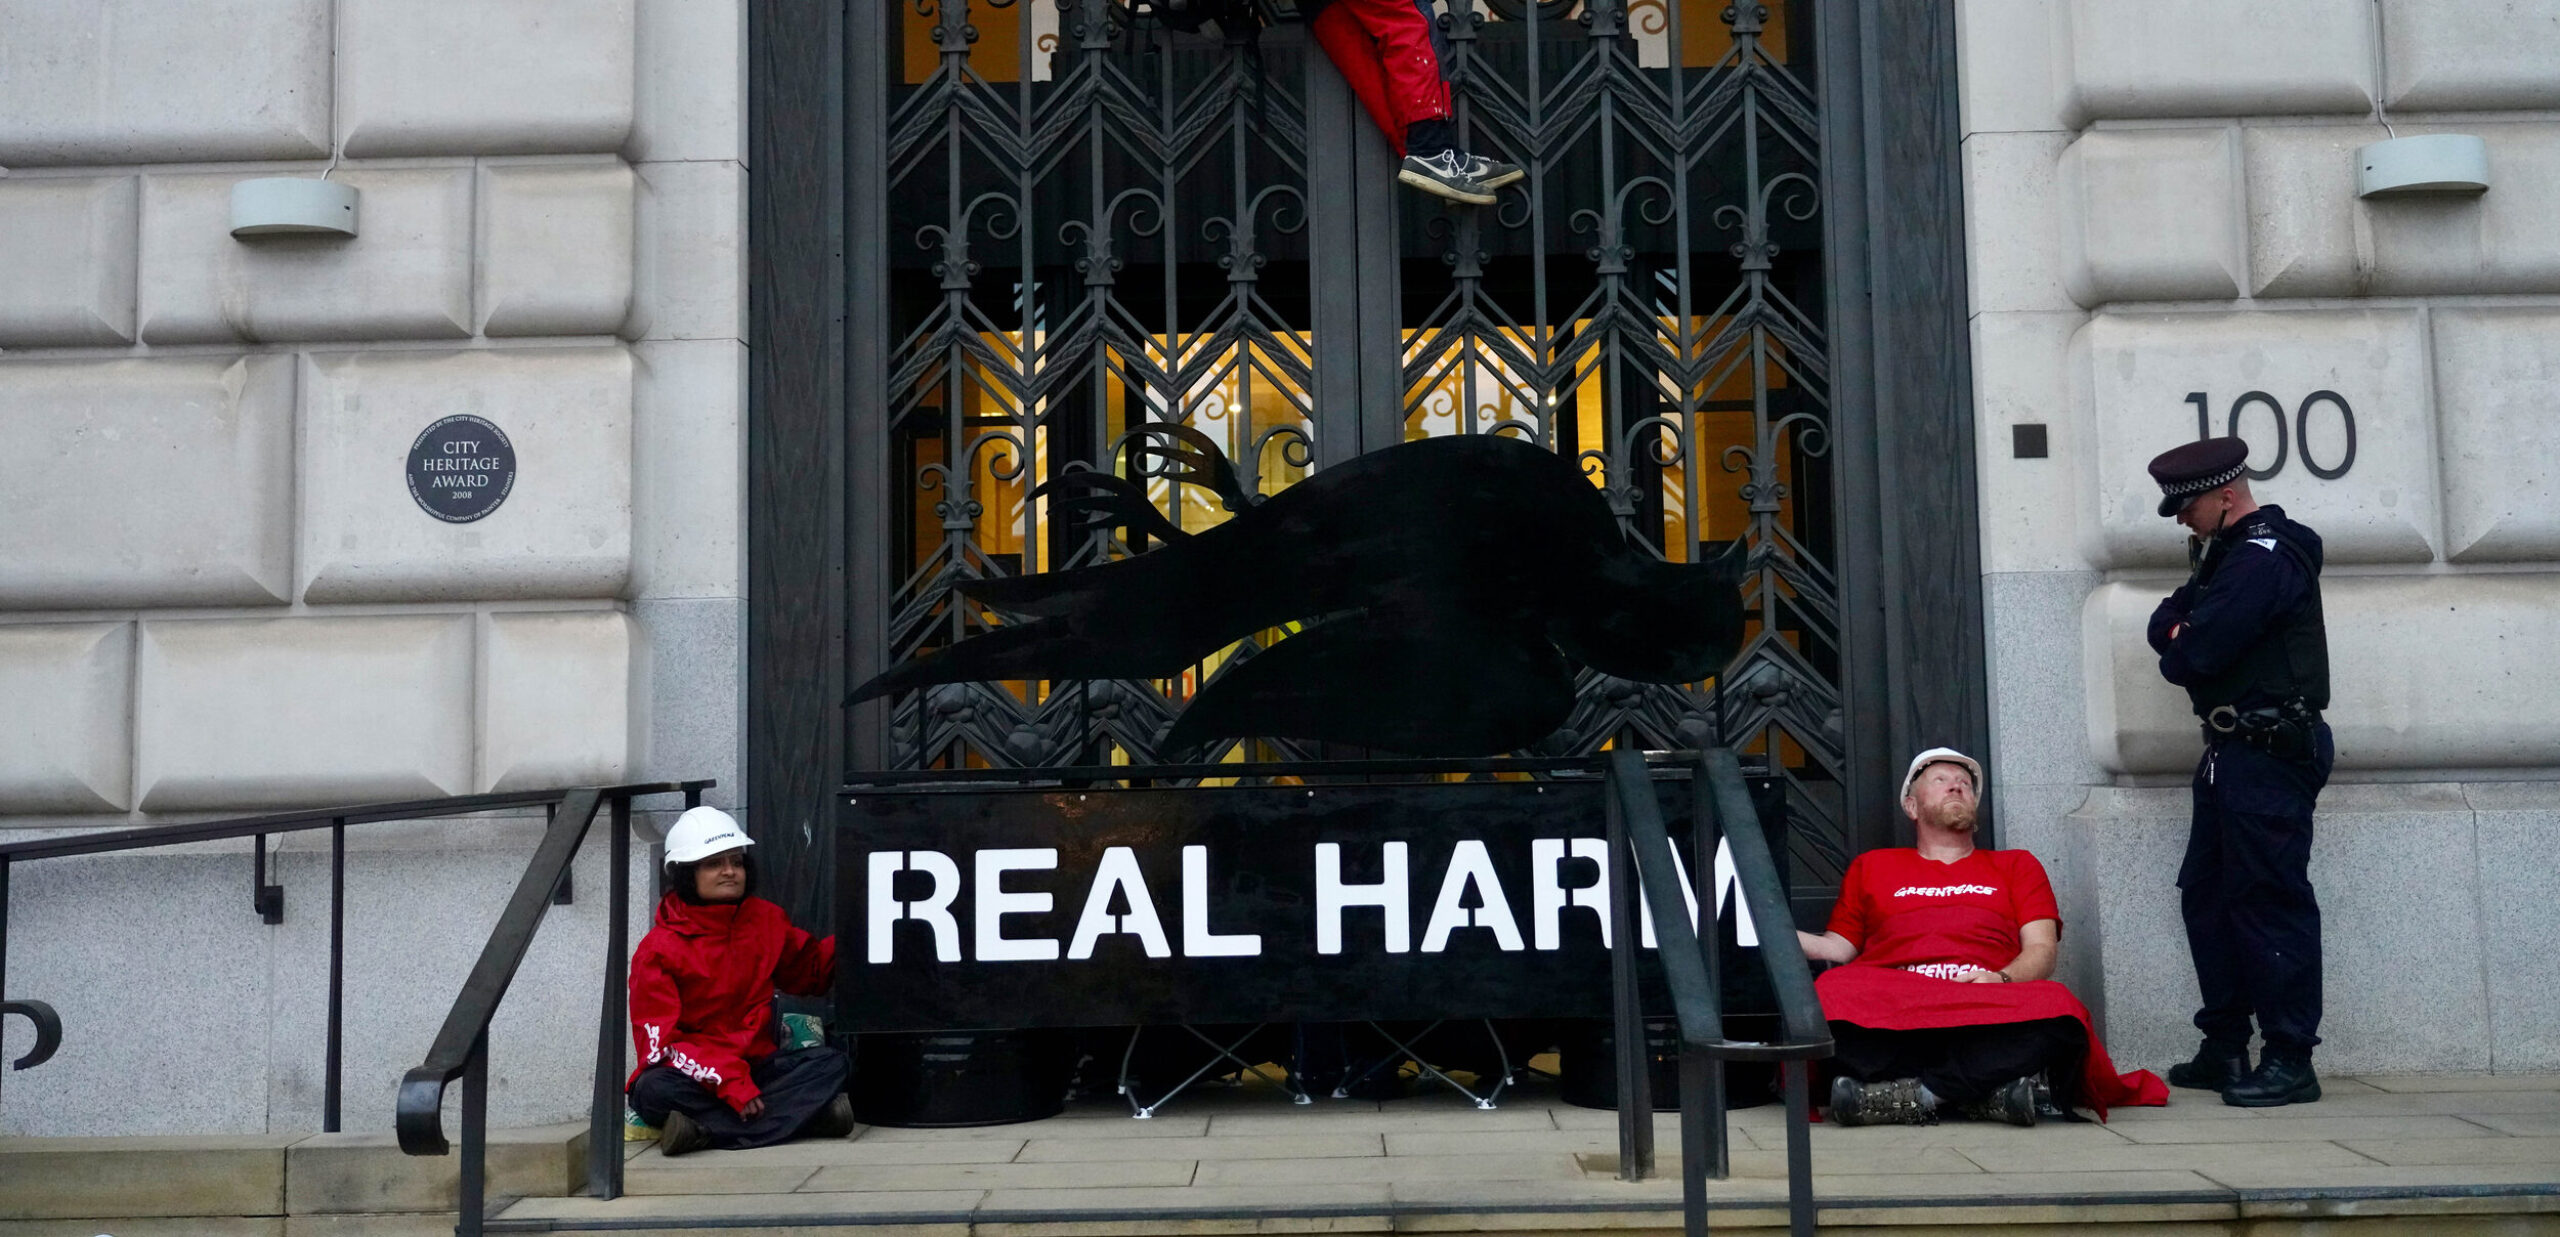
[1891,884,1999,898]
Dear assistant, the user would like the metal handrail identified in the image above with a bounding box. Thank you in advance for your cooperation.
[0,780,710,1133]
[1603,749,1832,1237]
[393,782,710,1237]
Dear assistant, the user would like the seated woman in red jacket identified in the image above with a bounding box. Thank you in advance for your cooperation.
[627,807,853,1156]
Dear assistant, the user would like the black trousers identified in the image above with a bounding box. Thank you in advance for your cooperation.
[1830,1017,2086,1107]
[629,1045,849,1151]
[2182,730,2330,1060]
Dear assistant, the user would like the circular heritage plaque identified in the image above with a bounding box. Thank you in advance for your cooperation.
[405,414,518,523]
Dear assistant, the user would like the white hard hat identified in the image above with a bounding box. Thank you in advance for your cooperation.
[664,806,754,866]
[1899,747,1982,800]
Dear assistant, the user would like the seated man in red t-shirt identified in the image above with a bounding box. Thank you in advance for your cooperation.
[1796,749,2167,1126]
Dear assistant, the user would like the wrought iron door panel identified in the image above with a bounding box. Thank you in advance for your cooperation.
[870,0,1847,890]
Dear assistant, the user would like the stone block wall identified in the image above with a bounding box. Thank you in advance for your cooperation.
[1961,0,2560,1073]
[0,0,746,1134]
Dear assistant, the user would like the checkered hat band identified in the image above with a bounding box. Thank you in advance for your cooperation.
[2164,462,2245,497]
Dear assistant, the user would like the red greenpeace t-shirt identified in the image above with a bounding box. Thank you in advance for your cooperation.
[1824,848,2059,978]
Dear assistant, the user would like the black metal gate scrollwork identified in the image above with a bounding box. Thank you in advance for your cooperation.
[873,0,1851,891]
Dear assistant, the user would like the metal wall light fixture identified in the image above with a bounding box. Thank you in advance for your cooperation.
[2356,133,2491,198]
[230,176,360,237]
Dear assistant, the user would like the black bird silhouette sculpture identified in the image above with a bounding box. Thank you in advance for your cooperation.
[850,428,1748,757]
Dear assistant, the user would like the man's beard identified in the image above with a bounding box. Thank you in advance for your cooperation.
[1929,799,1978,834]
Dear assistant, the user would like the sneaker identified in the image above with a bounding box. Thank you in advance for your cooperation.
[1465,152,1524,189]
[658,1110,708,1158]
[1828,1074,1932,1127]
[2223,1056,2320,1108]
[800,1093,858,1140]
[1956,1075,2038,1127]
[2165,1041,2250,1092]
[1399,150,1496,205]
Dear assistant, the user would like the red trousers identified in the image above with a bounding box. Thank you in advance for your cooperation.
[1311,0,1453,155]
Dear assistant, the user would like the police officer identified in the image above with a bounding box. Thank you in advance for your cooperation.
[2143,437,2332,1108]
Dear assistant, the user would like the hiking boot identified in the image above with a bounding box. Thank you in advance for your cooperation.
[1828,1074,1932,1127]
[801,1093,858,1140]
[1399,150,1496,205]
[1466,152,1525,189]
[658,1110,709,1157]
[2166,1041,2250,1092]
[1956,1075,2038,1127]
[2223,1056,2320,1108]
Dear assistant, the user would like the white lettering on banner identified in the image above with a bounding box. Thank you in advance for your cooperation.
[1420,840,1526,952]
[1903,963,1979,981]
[1316,841,1410,955]
[1531,837,1610,948]
[1182,845,1263,957]
[1066,846,1173,959]
[859,839,1768,962]
[867,850,962,962]
[975,849,1061,961]
[1892,884,1998,898]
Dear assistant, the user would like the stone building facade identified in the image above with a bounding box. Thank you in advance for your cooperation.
[0,0,743,1134]
[1960,0,2560,1075]
[0,0,2554,1138]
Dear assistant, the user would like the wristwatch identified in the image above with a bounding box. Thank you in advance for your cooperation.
[1995,970,2013,983]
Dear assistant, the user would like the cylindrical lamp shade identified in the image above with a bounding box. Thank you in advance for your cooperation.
[230,177,360,238]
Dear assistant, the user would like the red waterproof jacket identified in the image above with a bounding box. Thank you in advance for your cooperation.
[626,892,835,1112]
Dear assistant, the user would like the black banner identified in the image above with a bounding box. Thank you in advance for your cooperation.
[836,778,1786,1032]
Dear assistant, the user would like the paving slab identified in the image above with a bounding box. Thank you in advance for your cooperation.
[1194,1152,1581,1187]
[2339,1136,2560,1166]
[1954,1137,2378,1174]
[975,1183,1396,1217]
[861,1116,1209,1140]
[2108,1115,2502,1144]
[2203,1162,2560,1192]
[623,1164,821,1194]
[0,1221,282,1237]
[496,1189,984,1222]
[1789,1119,2140,1149]
[2465,1112,2560,1137]
[1578,1145,1987,1179]
[1206,1109,1557,1135]
[2360,1073,2560,1092]
[1805,1168,2229,1200]
[1384,1129,1620,1157]
[1021,1133,1382,1162]
[2253,1089,2560,1117]
[800,1158,1198,1192]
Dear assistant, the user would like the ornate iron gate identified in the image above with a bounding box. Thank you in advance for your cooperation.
[864,0,1850,891]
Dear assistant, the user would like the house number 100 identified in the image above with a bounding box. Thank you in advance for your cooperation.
[2185,390,2356,481]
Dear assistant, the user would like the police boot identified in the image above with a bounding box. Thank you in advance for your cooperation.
[2223,1055,2320,1108]
[2166,1041,2250,1092]
[1829,1075,1933,1127]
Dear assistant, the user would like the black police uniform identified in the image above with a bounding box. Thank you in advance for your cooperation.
[2146,490,2332,1087]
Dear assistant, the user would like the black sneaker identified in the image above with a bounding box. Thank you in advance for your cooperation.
[1399,150,1495,205]
[1828,1074,1932,1127]
[1465,153,1524,189]
[658,1110,709,1157]
[801,1093,857,1140]
[2223,1056,2320,1108]
[1956,1076,2038,1127]
[2166,1041,2250,1092]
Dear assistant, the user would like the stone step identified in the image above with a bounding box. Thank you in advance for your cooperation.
[0,1123,585,1223]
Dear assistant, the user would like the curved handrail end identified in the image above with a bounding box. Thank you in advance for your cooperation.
[396,1068,453,1155]
[2,1000,61,1071]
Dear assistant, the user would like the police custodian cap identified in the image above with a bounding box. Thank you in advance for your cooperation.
[2148,437,2251,517]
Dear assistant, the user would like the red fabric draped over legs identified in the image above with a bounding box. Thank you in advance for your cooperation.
[1816,965,2169,1118]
